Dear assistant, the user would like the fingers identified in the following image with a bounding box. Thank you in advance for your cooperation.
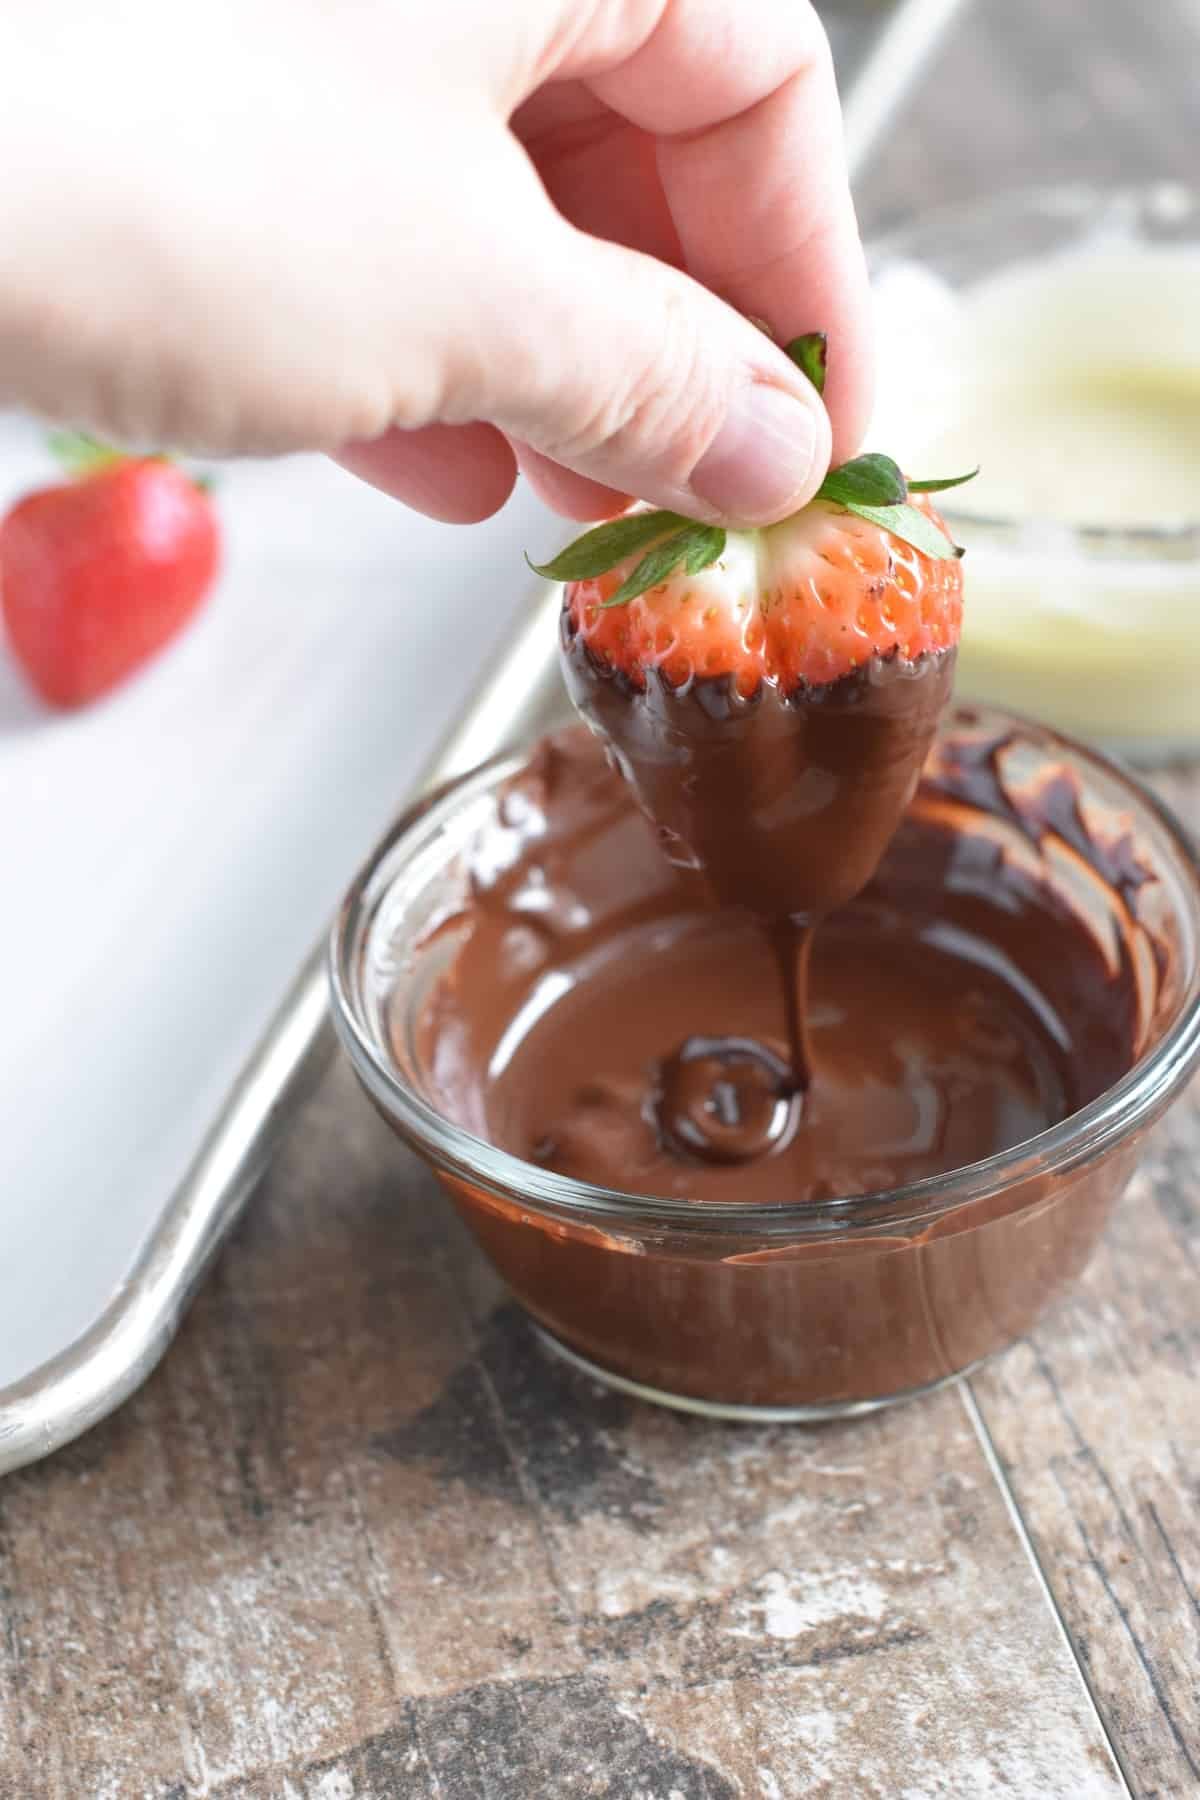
[335,422,518,524]
[508,83,675,520]
[511,440,630,520]
[570,0,874,460]
[322,0,869,527]
[333,0,871,526]
[449,169,831,527]
[512,83,682,268]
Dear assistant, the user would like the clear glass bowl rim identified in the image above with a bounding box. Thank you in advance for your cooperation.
[329,707,1200,1241]
[868,180,1200,549]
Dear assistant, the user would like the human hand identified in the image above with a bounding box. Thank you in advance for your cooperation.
[0,0,872,526]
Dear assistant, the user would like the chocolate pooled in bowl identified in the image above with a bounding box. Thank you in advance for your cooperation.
[332,708,1200,1416]
[411,721,1134,1202]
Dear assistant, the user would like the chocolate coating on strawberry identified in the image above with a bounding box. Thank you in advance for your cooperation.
[564,493,962,696]
[561,618,956,923]
[554,489,963,925]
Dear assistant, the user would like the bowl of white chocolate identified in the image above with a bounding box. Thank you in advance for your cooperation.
[869,184,1200,761]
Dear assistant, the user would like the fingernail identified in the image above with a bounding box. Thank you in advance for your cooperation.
[689,382,825,524]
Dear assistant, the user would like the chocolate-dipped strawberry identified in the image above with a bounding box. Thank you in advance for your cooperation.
[535,337,972,924]
[532,337,973,1114]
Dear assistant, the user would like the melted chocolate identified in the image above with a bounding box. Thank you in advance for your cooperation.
[408,727,1138,1203]
[560,619,956,923]
[386,724,1163,1409]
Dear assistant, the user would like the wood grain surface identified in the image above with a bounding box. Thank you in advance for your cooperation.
[4,1,1200,1795]
[0,1051,1142,1798]
[969,768,1200,1800]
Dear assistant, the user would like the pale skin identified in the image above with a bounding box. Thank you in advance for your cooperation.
[0,0,872,527]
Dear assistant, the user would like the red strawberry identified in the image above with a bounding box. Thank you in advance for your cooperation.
[1,437,219,709]
[560,490,963,697]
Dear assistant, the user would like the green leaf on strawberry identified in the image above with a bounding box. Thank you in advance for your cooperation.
[813,459,974,559]
[47,431,218,496]
[815,453,908,509]
[47,432,125,477]
[907,467,981,494]
[528,509,690,583]
[842,501,964,561]
[604,522,726,608]
[530,512,728,606]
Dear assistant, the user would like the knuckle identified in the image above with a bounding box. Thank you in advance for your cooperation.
[397,340,483,432]
[542,285,727,478]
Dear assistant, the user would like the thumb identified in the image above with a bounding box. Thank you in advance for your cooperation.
[452,207,833,528]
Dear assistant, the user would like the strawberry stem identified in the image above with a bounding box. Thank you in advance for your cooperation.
[786,333,828,397]
[46,432,216,496]
[48,432,125,478]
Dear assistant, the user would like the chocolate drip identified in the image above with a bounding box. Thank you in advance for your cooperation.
[558,630,955,1164]
[408,728,1139,1204]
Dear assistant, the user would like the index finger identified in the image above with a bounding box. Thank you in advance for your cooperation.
[585,0,873,462]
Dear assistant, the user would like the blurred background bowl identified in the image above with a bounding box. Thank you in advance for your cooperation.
[868,183,1200,759]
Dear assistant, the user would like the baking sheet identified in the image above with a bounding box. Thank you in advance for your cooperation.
[0,0,972,1473]
[0,424,554,1393]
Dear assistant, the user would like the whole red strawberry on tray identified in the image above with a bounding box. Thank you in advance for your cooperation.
[0,435,219,709]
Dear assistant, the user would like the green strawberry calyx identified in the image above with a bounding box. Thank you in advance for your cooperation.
[48,432,126,477]
[48,431,214,495]
[528,333,977,609]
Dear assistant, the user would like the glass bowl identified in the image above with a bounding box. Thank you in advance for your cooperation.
[868,184,1200,761]
[329,705,1200,1421]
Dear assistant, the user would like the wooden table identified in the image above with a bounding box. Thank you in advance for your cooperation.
[4,4,1199,1795]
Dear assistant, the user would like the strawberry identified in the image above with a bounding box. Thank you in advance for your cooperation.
[531,334,975,926]
[556,489,963,697]
[1,436,219,709]
[532,328,970,698]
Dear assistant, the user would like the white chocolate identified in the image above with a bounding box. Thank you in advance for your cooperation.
[871,243,1200,748]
